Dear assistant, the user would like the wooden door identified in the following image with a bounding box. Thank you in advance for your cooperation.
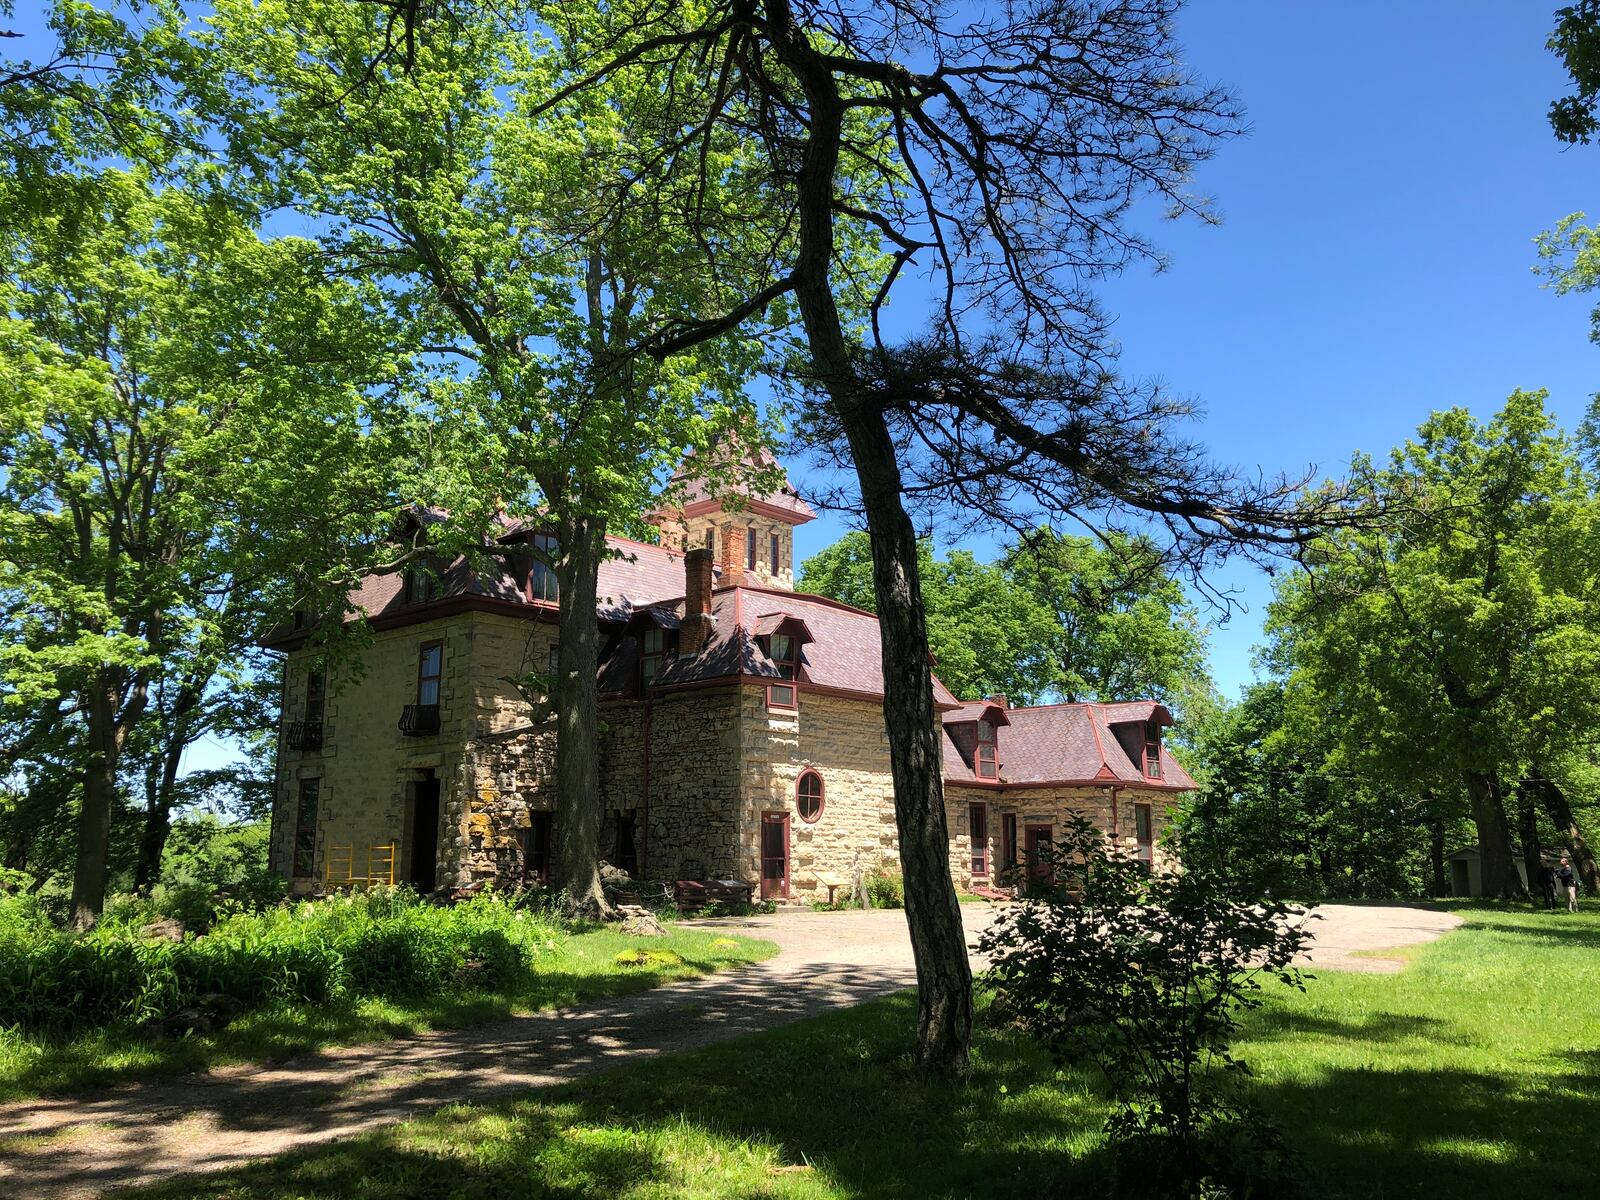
[409,777,440,891]
[760,812,790,899]
[1024,824,1053,885]
[524,811,553,885]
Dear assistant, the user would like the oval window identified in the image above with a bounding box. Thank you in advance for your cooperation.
[797,770,824,823]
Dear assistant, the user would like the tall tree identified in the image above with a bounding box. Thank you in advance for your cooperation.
[1267,392,1600,898]
[203,0,786,915]
[538,0,1359,1068]
[0,172,410,924]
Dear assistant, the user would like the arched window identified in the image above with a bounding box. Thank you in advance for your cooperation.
[796,770,824,823]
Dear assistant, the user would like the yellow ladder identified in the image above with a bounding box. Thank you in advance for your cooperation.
[366,842,397,887]
[325,844,355,886]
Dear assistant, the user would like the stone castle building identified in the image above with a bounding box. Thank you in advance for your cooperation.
[265,453,1194,900]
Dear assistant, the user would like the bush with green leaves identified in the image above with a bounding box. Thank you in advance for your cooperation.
[862,861,904,909]
[979,815,1312,1198]
[0,887,561,1037]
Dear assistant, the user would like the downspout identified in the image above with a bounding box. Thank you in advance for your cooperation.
[1110,786,1121,840]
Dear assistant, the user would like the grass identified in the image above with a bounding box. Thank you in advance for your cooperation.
[0,924,774,1102]
[115,905,1600,1200]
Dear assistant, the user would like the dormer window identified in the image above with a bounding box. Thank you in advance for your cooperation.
[404,558,442,604]
[1144,721,1163,779]
[527,533,559,603]
[767,632,799,680]
[641,627,677,687]
[976,721,998,780]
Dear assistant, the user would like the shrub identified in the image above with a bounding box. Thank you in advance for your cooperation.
[0,886,563,1037]
[863,861,904,909]
[979,815,1312,1198]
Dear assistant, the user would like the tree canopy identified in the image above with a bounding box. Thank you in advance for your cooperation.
[798,529,1209,711]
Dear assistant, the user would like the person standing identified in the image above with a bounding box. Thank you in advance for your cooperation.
[1540,862,1559,909]
[1558,856,1579,913]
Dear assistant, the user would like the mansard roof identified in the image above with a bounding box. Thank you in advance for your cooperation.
[600,584,962,708]
[659,442,817,526]
[941,700,1195,791]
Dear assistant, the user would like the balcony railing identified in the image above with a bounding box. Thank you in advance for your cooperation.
[286,720,324,752]
[398,703,441,737]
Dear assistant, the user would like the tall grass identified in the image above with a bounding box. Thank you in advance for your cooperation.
[0,888,562,1037]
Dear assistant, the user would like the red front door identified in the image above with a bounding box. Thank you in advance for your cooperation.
[760,812,790,899]
[1024,824,1053,885]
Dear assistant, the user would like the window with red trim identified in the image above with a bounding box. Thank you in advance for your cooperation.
[767,632,799,680]
[1135,803,1154,871]
[640,627,676,687]
[969,803,989,876]
[975,720,998,779]
[767,682,797,710]
[1144,720,1162,779]
[797,769,824,822]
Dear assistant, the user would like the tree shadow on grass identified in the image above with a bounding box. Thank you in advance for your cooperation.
[1471,921,1600,951]
[0,957,743,1102]
[122,993,1116,1200]
[1256,1059,1599,1200]
[1246,1007,1472,1047]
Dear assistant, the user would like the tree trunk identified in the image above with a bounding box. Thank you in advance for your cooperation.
[1427,814,1446,898]
[69,681,121,929]
[766,0,972,1068]
[133,741,184,891]
[846,403,975,1070]
[1464,771,1523,898]
[1514,781,1542,900]
[552,513,613,920]
[1531,772,1600,895]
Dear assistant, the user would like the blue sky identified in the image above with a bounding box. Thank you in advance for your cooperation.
[14,2,1588,767]
[791,1,1600,701]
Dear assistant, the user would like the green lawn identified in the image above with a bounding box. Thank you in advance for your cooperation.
[121,906,1600,1200]
[0,924,775,1102]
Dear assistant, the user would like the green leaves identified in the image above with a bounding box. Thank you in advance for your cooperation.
[798,528,1209,708]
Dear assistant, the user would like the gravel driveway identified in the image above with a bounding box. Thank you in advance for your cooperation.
[0,902,1460,1199]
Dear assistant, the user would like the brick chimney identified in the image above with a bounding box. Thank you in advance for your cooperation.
[987,694,1009,709]
[681,548,716,655]
[718,522,745,586]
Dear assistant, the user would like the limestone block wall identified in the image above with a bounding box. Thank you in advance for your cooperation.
[658,511,796,589]
[636,688,744,881]
[456,722,557,886]
[465,612,558,737]
[943,784,1002,892]
[596,701,645,872]
[739,688,899,900]
[271,612,476,891]
[940,784,1183,891]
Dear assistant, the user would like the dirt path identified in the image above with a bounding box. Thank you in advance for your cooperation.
[0,903,1459,1198]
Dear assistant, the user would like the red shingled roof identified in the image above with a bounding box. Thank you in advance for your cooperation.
[605,584,960,706]
[943,701,1195,791]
